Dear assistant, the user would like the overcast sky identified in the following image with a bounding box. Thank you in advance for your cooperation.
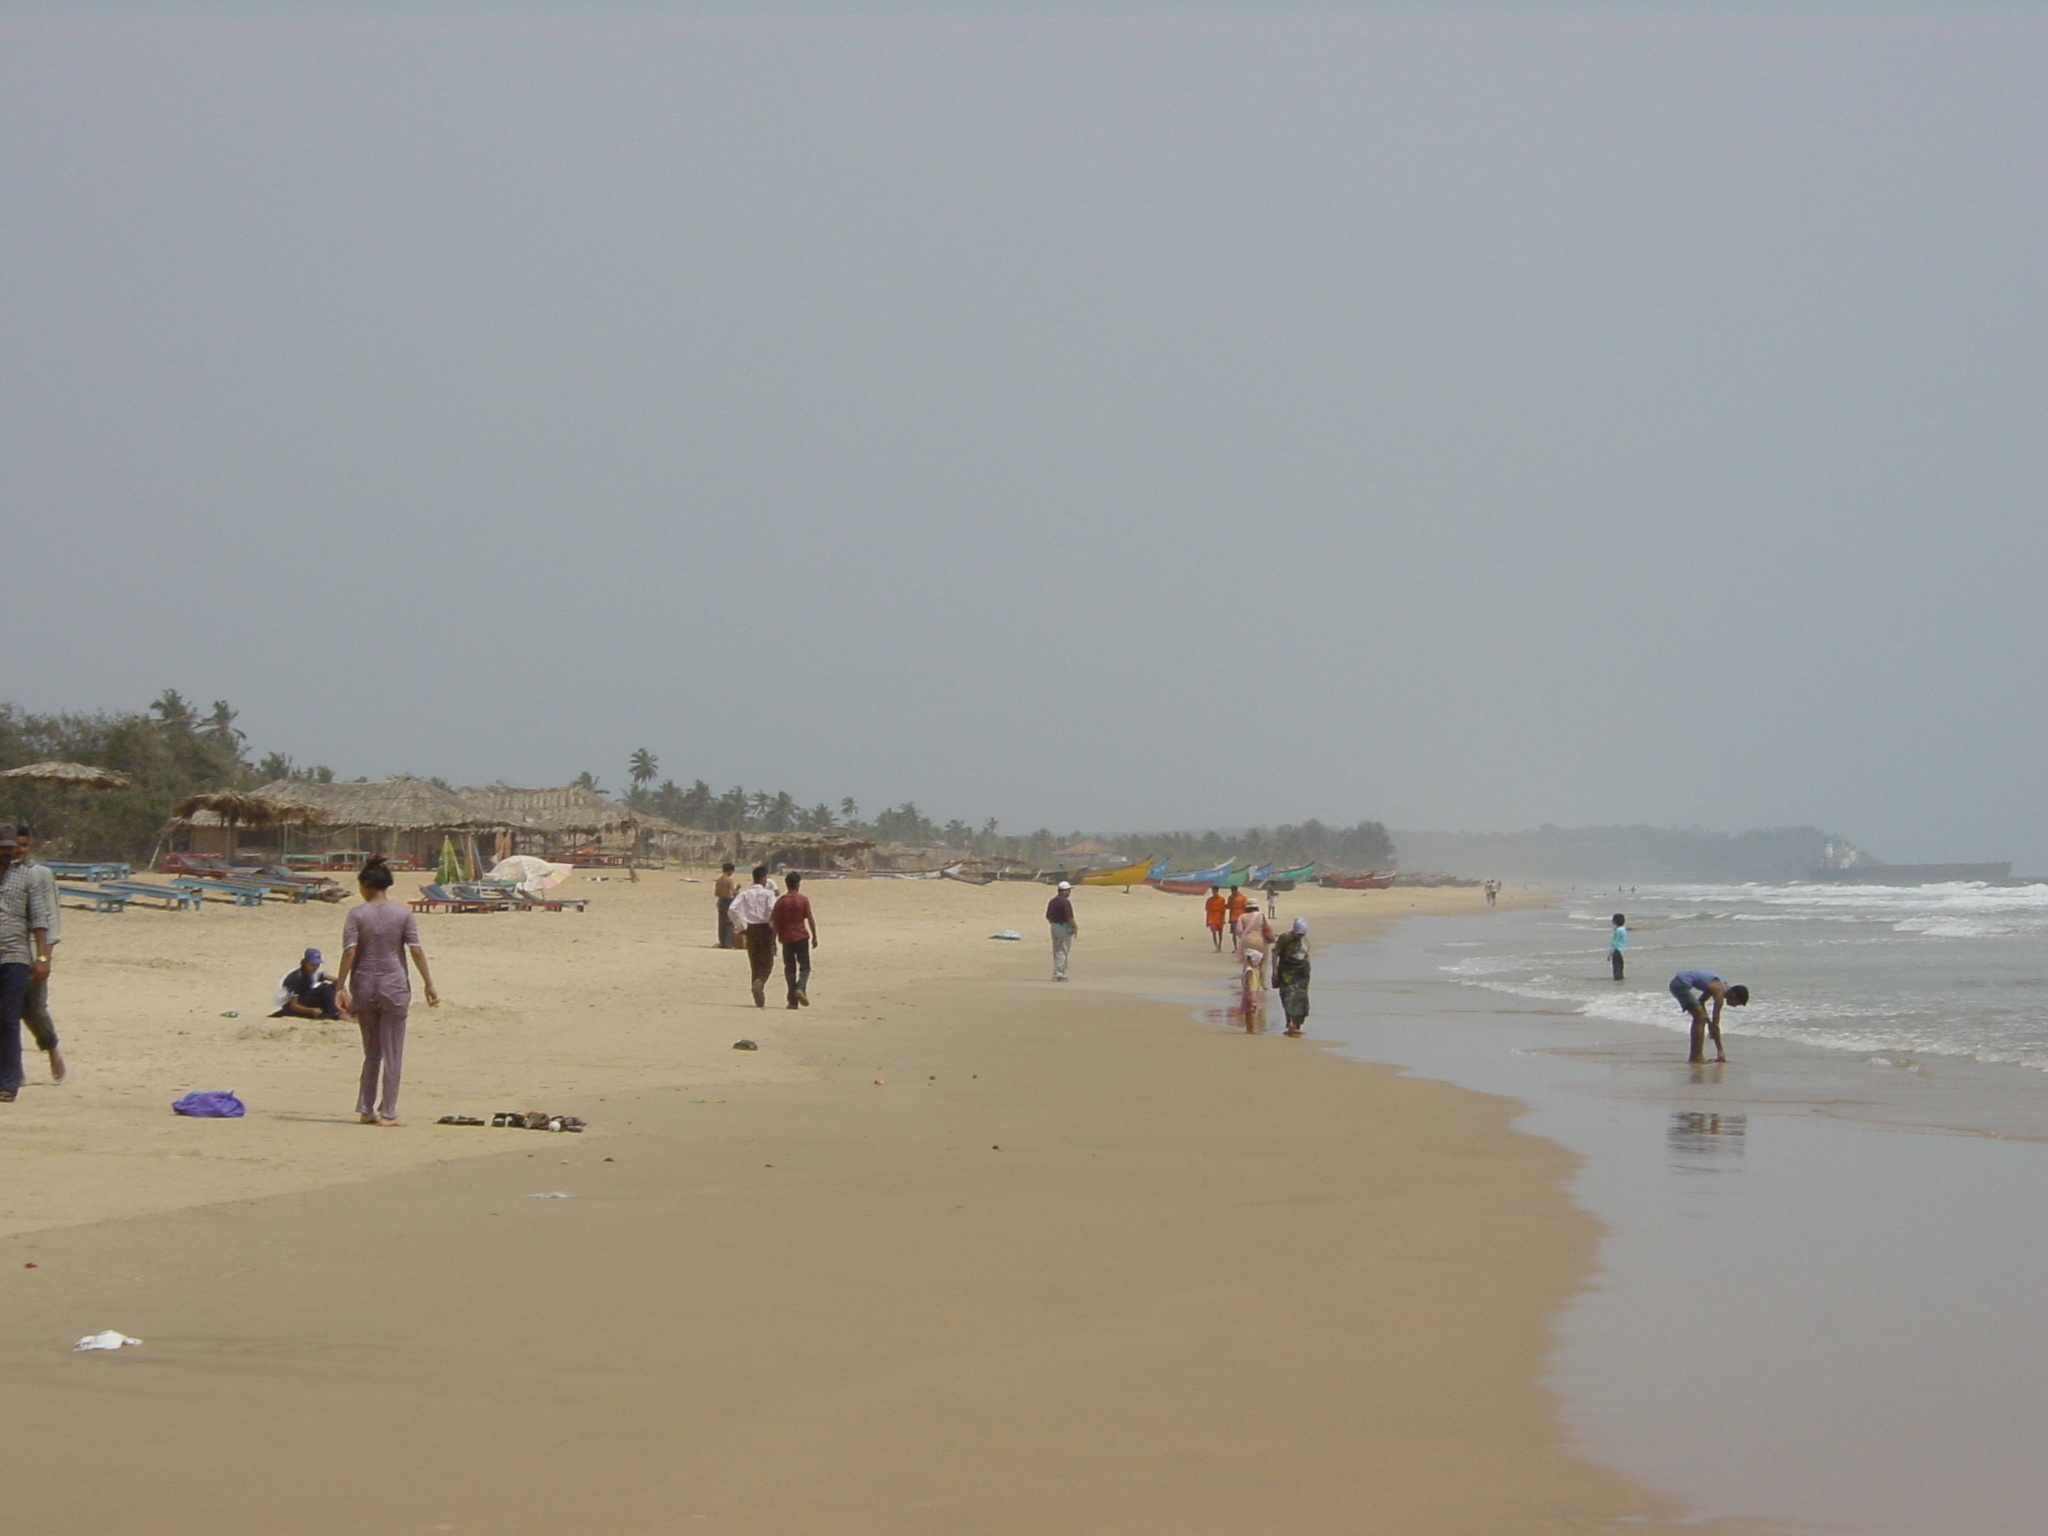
[4,3,2043,865]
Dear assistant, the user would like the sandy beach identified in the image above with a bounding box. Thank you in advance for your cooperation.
[0,873,1745,1534]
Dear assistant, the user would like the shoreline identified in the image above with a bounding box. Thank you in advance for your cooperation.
[0,874,1757,1534]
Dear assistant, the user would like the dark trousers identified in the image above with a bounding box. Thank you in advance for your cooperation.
[1611,950,1625,981]
[781,939,811,1002]
[22,974,57,1050]
[275,981,338,1020]
[716,896,734,948]
[0,963,26,1094]
[744,924,777,1002]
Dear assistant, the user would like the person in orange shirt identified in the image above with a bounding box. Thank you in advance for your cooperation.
[1204,887,1228,951]
[1225,885,1248,931]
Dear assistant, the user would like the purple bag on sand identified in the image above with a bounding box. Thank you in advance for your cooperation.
[171,1091,245,1118]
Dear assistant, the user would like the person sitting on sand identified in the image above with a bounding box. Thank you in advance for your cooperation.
[1204,887,1227,951]
[1669,969,1748,1064]
[273,947,340,1020]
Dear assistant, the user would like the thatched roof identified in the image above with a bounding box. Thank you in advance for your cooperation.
[170,789,330,828]
[460,784,639,837]
[248,777,505,831]
[0,760,134,790]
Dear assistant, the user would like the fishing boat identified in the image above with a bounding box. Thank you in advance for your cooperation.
[1320,872,1395,890]
[1146,857,1239,893]
[1077,857,1158,888]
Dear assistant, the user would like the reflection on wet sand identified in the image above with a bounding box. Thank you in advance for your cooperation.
[1668,1110,1747,1172]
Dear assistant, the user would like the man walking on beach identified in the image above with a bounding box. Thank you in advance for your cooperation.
[1204,887,1227,951]
[11,827,65,1082]
[0,825,56,1104]
[1610,914,1628,981]
[1669,969,1749,1064]
[728,865,779,1008]
[1046,880,1077,981]
[714,862,739,948]
[772,872,818,1009]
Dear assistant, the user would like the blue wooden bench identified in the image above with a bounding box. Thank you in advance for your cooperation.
[172,877,269,908]
[102,880,204,912]
[58,883,130,913]
[44,861,133,883]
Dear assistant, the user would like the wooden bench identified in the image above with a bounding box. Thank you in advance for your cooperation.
[58,884,130,913]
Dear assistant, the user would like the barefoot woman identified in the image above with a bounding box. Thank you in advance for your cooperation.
[335,856,439,1125]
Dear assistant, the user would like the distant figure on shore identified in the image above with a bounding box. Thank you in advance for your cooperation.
[1263,880,1279,920]
[714,862,739,949]
[1669,969,1748,1064]
[772,872,818,1009]
[273,947,340,1020]
[1485,879,1499,908]
[1046,880,1077,981]
[1235,903,1273,974]
[335,856,439,1126]
[1610,915,1627,981]
[12,826,65,1083]
[0,824,55,1105]
[1273,917,1311,1036]
[1204,887,1227,951]
[1240,944,1267,1029]
[728,866,779,1008]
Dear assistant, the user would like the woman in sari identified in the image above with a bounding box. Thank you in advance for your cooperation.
[1272,918,1311,1036]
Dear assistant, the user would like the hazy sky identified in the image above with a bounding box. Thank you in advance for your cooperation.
[4,4,2043,865]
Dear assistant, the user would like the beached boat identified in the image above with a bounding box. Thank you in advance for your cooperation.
[1267,862,1316,885]
[1320,872,1395,890]
[1147,857,1238,891]
[1078,857,1157,887]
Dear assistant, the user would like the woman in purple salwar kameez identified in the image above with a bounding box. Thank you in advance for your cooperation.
[335,856,439,1126]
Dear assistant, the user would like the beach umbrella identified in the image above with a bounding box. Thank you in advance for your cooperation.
[0,761,134,791]
[436,835,462,886]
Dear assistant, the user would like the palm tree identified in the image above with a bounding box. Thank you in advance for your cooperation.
[839,797,859,824]
[150,689,196,731]
[765,791,798,833]
[628,748,658,794]
[204,700,244,750]
[574,770,604,793]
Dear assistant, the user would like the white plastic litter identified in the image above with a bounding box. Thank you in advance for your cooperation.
[989,929,1022,941]
[528,1191,572,1199]
[74,1331,142,1351]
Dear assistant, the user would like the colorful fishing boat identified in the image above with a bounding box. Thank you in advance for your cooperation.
[1077,857,1158,887]
[1147,857,1238,892]
[1320,872,1395,890]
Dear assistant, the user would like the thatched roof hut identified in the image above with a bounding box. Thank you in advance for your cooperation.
[0,761,134,790]
[252,778,501,830]
[459,784,639,840]
[743,832,879,871]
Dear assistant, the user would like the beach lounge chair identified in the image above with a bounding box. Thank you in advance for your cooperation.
[59,883,130,913]
[411,883,512,914]
[170,877,269,908]
[101,880,205,912]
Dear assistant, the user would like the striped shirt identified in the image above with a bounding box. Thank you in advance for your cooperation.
[0,861,55,966]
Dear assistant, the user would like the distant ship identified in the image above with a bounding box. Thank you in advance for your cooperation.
[1808,836,2010,884]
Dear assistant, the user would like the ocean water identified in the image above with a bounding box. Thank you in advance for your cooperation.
[1293,906,2048,1535]
[1448,881,2048,1082]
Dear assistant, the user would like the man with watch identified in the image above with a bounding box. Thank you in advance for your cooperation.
[0,824,56,1104]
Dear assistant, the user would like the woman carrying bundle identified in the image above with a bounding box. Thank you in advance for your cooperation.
[1272,918,1312,1036]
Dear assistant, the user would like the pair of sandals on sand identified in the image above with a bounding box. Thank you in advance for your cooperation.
[437,1111,586,1132]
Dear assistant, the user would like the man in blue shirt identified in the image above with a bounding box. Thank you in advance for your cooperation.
[1669,969,1749,1063]
[1610,914,1627,981]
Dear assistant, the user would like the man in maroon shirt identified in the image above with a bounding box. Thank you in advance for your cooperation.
[771,872,820,1009]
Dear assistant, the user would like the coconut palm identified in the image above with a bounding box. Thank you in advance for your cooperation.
[150,689,196,731]
[628,748,658,794]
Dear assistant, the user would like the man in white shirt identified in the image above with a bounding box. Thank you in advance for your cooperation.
[726,865,780,1009]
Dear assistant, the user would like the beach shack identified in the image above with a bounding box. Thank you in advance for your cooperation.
[458,784,646,863]
[235,778,508,870]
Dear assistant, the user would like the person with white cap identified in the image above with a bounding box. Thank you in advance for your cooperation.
[1272,917,1312,1036]
[1045,880,1078,981]
[0,824,55,1104]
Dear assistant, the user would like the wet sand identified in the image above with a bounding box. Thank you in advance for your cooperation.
[0,874,1739,1534]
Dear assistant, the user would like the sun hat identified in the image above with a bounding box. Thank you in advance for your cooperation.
[1292,918,1308,935]
[1057,880,1072,891]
